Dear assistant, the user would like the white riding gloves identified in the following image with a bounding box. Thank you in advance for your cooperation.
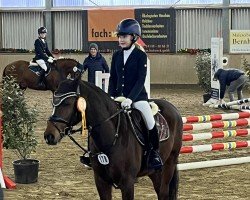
[49,56,56,61]
[121,98,132,109]
[47,58,54,63]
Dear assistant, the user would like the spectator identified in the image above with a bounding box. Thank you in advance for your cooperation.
[83,43,109,84]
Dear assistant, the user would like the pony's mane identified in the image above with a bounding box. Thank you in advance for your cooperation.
[56,78,115,109]
[58,58,78,63]
[80,80,116,109]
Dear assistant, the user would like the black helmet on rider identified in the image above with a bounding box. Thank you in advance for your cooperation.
[116,19,141,43]
[38,26,47,34]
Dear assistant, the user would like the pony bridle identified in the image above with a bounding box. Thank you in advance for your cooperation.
[49,91,79,138]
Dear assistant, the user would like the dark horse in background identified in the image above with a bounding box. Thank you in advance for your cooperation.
[2,58,82,92]
[44,77,183,200]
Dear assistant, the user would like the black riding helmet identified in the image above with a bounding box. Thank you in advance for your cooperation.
[38,26,47,34]
[116,19,141,43]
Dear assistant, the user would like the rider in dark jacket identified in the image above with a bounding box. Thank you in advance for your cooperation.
[213,68,248,101]
[109,18,163,170]
[34,26,55,86]
[83,43,109,84]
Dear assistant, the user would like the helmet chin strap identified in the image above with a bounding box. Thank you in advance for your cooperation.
[122,43,133,51]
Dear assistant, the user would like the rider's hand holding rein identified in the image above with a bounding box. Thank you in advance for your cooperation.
[49,56,56,61]
[48,58,54,63]
[121,98,132,109]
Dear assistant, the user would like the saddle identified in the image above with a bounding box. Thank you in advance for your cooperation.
[28,60,51,77]
[115,97,170,146]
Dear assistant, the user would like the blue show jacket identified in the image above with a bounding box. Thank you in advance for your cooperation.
[34,38,53,61]
[108,47,148,102]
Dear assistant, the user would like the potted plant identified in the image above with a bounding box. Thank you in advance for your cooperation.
[194,52,211,103]
[1,76,39,184]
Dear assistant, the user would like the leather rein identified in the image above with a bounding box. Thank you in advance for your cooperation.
[48,86,123,154]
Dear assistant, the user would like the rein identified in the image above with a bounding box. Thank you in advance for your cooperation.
[49,86,124,154]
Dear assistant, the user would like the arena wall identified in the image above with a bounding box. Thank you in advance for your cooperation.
[0,53,249,84]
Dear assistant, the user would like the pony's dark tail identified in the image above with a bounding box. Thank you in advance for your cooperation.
[169,165,179,200]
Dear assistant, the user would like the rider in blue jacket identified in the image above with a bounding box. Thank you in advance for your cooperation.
[213,68,248,101]
[108,19,163,170]
[34,26,55,86]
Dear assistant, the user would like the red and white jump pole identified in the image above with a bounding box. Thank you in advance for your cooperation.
[182,111,250,123]
[183,118,250,131]
[183,128,250,141]
[0,109,5,188]
[0,104,16,189]
[180,140,250,154]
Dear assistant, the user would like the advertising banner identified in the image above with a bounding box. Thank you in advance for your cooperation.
[135,8,176,53]
[83,9,134,53]
[205,37,223,105]
[82,8,176,53]
[230,30,250,53]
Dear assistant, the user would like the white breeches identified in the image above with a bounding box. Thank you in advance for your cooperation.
[133,100,155,130]
[36,59,47,71]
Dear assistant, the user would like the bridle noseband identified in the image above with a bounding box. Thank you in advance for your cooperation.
[48,86,123,152]
[49,91,79,138]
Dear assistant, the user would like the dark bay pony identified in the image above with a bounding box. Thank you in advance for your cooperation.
[44,77,183,200]
[2,58,82,92]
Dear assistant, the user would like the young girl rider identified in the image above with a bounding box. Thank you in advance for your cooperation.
[108,18,163,170]
[34,26,55,86]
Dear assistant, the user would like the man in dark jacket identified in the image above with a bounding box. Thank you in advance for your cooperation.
[213,68,248,101]
[83,43,109,84]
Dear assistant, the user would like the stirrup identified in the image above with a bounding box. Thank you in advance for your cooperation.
[80,153,92,169]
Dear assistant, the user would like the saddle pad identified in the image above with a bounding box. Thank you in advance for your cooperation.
[29,65,51,76]
[29,65,42,74]
[130,111,170,146]
[154,112,170,142]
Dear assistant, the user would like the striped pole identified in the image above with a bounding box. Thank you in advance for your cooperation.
[210,98,250,109]
[182,112,250,123]
[180,140,250,154]
[183,118,250,131]
[183,129,250,141]
[229,105,250,111]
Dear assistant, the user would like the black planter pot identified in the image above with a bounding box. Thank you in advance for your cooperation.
[12,159,39,184]
[203,93,211,103]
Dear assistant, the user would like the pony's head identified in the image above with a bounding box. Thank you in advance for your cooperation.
[44,78,81,145]
[56,58,83,79]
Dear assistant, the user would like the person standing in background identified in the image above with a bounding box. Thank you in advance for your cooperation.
[83,43,109,84]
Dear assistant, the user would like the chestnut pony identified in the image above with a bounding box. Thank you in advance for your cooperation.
[2,58,82,92]
[44,77,183,200]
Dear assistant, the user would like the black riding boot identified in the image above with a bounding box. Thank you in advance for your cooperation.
[38,69,46,87]
[147,125,163,170]
[80,136,92,168]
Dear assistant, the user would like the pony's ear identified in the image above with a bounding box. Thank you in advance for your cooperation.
[74,71,82,82]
